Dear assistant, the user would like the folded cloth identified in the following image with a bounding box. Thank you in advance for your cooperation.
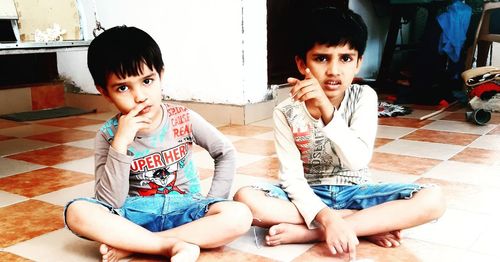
[461,66,500,87]
[469,82,500,99]
[378,102,412,117]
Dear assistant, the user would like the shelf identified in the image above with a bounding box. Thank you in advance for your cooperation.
[0,40,90,54]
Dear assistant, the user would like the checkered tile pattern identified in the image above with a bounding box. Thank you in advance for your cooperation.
[0,106,499,261]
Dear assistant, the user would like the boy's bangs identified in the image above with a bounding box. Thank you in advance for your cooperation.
[111,58,152,80]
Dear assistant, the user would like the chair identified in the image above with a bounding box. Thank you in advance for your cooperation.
[465,1,500,69]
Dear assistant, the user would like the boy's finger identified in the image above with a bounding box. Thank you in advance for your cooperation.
[287,77,300,85]
[348,241,357,261]
[128,102,149,117]
[304,68,314,79]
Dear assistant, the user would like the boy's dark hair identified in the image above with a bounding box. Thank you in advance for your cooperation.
[87,26,164,89]
[295,7,368,61]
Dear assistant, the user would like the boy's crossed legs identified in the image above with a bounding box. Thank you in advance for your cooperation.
[234,184,445,248]
[65,198,252,261]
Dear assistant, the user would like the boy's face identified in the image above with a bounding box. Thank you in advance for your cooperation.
[97,63,164,130]
[296,43,362,101]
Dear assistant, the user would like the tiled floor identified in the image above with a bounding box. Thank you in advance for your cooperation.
[0,106,499,262]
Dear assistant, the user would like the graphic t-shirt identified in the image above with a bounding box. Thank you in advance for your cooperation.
[94,103,236,208]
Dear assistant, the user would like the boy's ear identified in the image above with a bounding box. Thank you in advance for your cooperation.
[295,56,307,76]
[96,86,113,103]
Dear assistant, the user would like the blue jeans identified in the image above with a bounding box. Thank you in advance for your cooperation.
[64,194,226,237]
[253,182,425,210]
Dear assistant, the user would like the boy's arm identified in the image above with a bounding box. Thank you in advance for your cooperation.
[273,108,327,228]
[94,131,133,208]
[322,86,378,170]
[275,108,359,257]
[190,110,236,199]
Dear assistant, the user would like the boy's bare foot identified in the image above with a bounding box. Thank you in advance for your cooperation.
[170,241,200,262]
[364,230,401,248]
[265,223,321,246]
[100,243,131,262]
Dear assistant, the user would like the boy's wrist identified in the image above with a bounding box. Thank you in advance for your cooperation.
[315,207,342,227]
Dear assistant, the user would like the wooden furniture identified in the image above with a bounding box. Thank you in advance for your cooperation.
[465,1,500,69]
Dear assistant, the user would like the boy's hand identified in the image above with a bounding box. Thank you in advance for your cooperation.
[316,208,359,260]
[288,68,335,123]
[289,68,329,108]
[111,102,153,154]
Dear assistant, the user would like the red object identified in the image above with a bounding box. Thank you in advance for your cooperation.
[469,82,500,99]
[386,95,397,103]
[438,100,449,109]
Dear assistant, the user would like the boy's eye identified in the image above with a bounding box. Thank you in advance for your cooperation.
[341,55,353,63]
[117,85,128,92]
[314,56,328,62]
[144,79,153,85]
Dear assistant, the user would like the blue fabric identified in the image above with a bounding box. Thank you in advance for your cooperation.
[64,194,226,237]
[253,182,425,210]
[437,0,472,63]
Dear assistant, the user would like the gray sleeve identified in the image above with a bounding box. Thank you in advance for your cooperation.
[94,131,133,208]
[190,110,236,199]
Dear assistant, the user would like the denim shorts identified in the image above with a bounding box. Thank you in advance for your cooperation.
[253,182,426,210]
[64,194,226,236]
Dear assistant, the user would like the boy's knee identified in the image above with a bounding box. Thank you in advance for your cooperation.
[218,201,253,234]
[233,187,252,203]
[233,186,257,205]
[419,186,446,219]
[65,200,103,230]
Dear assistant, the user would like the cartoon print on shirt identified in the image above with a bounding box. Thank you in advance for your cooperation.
[137,160,186,196]
[130,143,190,196]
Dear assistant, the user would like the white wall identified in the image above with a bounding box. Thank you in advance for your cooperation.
[57,0,268,105]
[57,0,387,105]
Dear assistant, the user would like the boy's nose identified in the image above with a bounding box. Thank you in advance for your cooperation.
[134,90,148,103]
[326,61,340,75]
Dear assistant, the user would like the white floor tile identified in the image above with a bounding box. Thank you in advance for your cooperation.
[375,139,464,160]
[193,151,265,170]
[376,125,416,139]
[200,174,274,198]
[370,169,420,183]
[422,120,495,135]
[423,160,500,187]
[405,208,491,249]
[227,226,313,262]
[0,190,28,208]
[468,135,500,151]
[64,138,95,150]
[34,181,94,207]
[469,215,500,256]
[74,124,103,132]
[54,157,94,175]
[4,229,101,262]
[402,238,496,262]
[253,131,274,141]
[0,138,56,157]
[0,158,45,178]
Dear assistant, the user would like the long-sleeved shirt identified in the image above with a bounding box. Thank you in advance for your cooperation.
[274,84,378,228]
[94,103,236,208]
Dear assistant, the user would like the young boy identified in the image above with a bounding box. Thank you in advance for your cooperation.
[234,7,445,260]
[64,26,252,262]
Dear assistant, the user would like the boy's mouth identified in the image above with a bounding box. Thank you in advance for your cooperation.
[139,105,152,115]
[324,79,342,91]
